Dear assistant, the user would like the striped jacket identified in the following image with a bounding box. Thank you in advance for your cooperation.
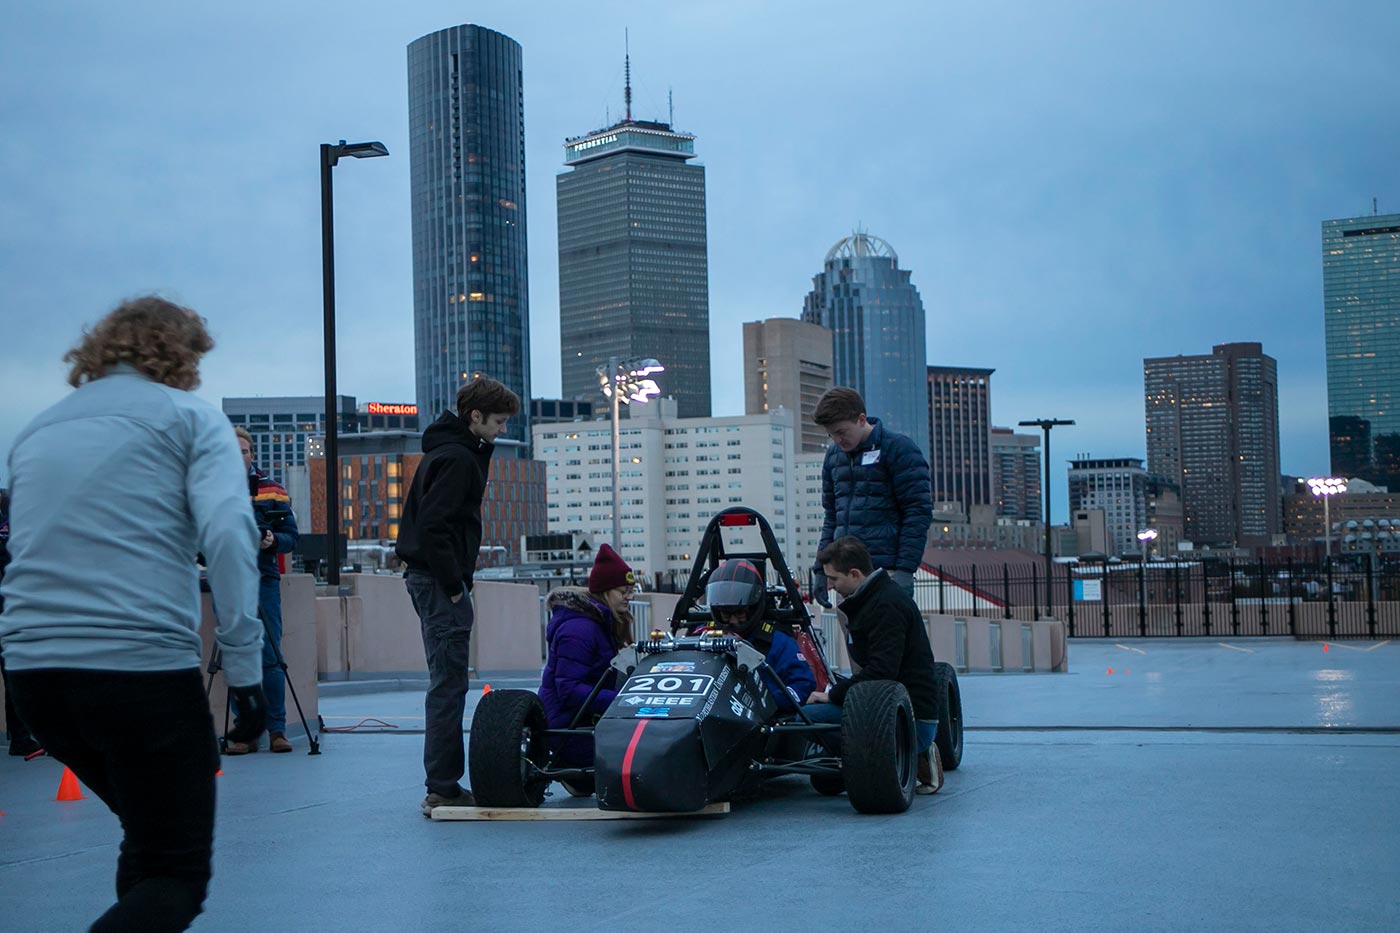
[250,469,298,581]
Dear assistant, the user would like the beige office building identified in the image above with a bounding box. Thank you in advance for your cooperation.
[743,318,834,453]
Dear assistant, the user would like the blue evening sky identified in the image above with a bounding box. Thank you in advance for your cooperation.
[2,1,1397,517]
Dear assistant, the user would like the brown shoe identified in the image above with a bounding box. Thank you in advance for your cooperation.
[269,733,293,753]
[224,739,258,755]
[916,744,944,795]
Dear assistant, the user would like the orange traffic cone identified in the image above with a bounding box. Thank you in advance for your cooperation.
[482,683,492,695]
[55,767,85,801]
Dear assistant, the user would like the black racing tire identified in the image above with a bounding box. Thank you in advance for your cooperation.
[839,681,916,814]
[932,662,964,771]
[467,689,550,808]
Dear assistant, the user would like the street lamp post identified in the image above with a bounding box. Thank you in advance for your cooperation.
[1019,418,1075,617]
[320,139,388,587]
[599,357,664,549]
[1307,477,1347,562]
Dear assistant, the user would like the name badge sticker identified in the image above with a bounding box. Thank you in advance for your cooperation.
[861,449,881,466]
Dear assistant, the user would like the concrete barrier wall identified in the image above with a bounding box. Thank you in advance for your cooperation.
[198,574,320,736]
[918,613,1070,673]
[321,574,543,677]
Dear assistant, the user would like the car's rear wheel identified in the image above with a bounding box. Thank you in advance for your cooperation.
[840,681,916,814]
[468,689,550,807]
[932,662,963,771]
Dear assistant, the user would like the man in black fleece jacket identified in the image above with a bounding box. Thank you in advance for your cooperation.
[805,536,943,794]
[395,376,519,814]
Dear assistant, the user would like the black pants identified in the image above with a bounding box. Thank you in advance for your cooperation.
[2,647,37,747]
[9,668,219,932]
[404,570,474,797]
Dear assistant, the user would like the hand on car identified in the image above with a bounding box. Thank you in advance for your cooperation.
[808,690,829,704]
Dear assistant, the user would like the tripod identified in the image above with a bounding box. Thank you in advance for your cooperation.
[205,605,321,756]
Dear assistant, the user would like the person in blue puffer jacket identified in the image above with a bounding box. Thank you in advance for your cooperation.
[538,544,637,774]
[703,559,816,711]
[811,386,932,606]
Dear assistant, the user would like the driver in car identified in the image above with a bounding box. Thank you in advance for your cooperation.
[701,559,817,712]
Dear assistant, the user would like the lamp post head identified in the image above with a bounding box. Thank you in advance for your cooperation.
[1307,477,1347,497]
[1137,529,1158,543]
[325,139,390,167]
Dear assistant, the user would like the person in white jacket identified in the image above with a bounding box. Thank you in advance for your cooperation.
[0,296,265,933]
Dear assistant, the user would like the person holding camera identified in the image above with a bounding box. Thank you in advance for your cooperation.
[224,427,299,754]
[0,296,267,930]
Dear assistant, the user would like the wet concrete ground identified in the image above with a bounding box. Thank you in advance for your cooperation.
[3,639,1398,931]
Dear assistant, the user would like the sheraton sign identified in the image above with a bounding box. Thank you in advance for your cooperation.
[366,402,417,416]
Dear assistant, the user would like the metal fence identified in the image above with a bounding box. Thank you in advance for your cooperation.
[912,557,1400,639]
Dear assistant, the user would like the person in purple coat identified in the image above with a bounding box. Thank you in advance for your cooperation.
[538,544,636,776]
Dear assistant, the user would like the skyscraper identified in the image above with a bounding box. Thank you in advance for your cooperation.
[927,366,993,512]
[1323,212,1400,488]
[802,232,929,455]
[557,64,710,417]
[1068,457,1148,558]
[407,25,531,446]
[1144,342,1281,548]
[990,426,1041,522]
[743,317,833,452]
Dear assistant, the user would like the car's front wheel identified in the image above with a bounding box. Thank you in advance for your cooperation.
[839,681,916,814]
[467,689,550,807]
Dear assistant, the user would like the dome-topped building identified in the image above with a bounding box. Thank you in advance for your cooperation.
[803,230,929,456]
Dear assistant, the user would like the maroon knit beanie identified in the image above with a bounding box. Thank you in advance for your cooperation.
[589,543,636,593]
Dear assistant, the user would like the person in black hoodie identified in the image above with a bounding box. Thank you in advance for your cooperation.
[395,376,520,814]
[805,536,944,794]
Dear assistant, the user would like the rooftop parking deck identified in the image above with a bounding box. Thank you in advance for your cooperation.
[3,639,1398,931]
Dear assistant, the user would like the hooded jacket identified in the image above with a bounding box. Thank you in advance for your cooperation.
[817,417,933,574]
[394,412,495,598]
[826,568,939,720]
[538,588,624,767]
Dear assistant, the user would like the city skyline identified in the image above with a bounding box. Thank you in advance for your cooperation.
[3,2,1398,521]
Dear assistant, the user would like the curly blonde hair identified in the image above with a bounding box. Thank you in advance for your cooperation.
[65,296,214,390]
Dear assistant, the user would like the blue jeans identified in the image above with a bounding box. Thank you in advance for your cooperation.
[802,700,937,753]
[258,577,286,735]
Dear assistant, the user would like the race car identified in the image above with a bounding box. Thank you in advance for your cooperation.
[467,507,963,815]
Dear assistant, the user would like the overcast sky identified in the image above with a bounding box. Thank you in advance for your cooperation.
[3,1,1398,515]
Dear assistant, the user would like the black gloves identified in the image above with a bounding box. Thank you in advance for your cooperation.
[811,569,832,608]
[226,684,267,744]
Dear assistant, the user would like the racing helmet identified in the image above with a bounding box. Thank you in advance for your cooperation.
[706,559,767,626]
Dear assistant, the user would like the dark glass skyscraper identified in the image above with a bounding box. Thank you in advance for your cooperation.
[1324,213,1400,488]
[803,233,929,455]
[557,101,710,417]
[408,25,530,445]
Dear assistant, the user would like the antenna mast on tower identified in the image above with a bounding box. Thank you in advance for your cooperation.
[624,29,632,122]
[669,86,674,125]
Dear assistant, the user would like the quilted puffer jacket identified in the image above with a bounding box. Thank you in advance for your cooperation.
[817,417,932,574]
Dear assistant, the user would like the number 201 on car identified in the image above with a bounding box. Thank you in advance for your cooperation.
[620,674,714,696]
